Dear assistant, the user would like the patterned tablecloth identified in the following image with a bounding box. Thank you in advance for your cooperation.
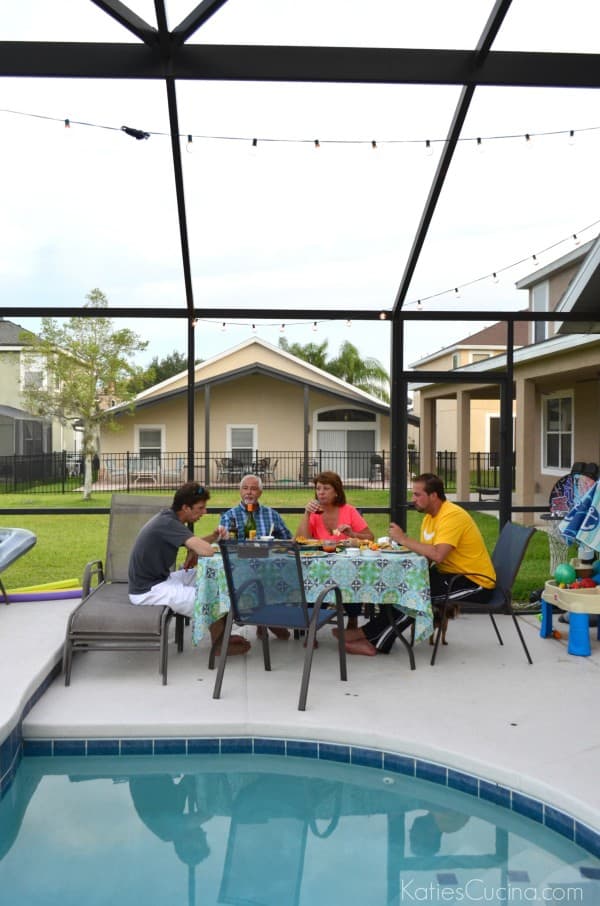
[193,550,432,645]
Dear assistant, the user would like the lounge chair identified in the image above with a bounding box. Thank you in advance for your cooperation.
[0,528,37,604]
[63,494,184,685]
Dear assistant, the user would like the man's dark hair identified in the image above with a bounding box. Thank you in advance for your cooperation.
[172,481,210,512]
[415,473,446,501]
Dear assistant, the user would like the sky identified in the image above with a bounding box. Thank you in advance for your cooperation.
[2,0,600,374]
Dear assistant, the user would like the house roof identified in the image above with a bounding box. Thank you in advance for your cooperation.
[0,319,34,348]
[110,336,420,425]
[556,232,600,335]
[410,318,530,367]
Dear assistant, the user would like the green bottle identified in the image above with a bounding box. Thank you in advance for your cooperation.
[244,504,257,539]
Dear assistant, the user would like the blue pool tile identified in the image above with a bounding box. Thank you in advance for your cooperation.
[479,779,511,808]
[154,738,187,755]
[53,739,86,757]
[351,747,383,769]
[383,753,415,776]
[448,769,479,797]
[512,791,544,823]
[253,738,286,756]
[120,739,153,756]
[576,825,600,859]
[416,759,447,785]
[23,739,53,757]
[286,740,319,760]
[319,743,350,764]
[87,739,120,756]
[545,805,575,841]
[220,738,252,754]
[187,738,220,754]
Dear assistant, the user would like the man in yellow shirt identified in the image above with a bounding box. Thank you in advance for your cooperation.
[341,473,495,656]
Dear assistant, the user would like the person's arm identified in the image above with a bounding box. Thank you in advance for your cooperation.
[337,506,374,541]
[296,499,320,538]
[182,527,227,569]
[389,522,453,563]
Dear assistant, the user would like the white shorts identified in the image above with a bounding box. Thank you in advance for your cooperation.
[129,568,197,618]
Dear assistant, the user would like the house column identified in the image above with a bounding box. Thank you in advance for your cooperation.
[456,389,471,501]
[515,376,535,525]
[420,396,436,473]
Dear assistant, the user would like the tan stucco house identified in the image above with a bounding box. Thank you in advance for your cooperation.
[99,338,399,484]
[411,237,600,517]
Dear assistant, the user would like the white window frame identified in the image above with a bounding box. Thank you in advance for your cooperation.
[541,391,573,475]
[532,281,549,344]
[227,424,257,458]
[20,353,47,392]
[135,424,165,457]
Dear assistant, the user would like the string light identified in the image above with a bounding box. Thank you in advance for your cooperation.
[532,254,539,266]
[454,287,461,299]
[492,272,500,284]
[573,233,580,246]
[220,322,226,332]
[416,300,423,311]
[312,321,318,332]
[186,134,192,152]
[425,139,433,156]
[345,319,352,327]
[476,136,483,153]
[279,323,285,333]
[252,323,257,334]
[2,107,600,150]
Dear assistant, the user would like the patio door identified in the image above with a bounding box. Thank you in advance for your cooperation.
[316,429,375,479]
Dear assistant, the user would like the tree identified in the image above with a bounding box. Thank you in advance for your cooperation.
[328,341,390,403]
[21,288,148,499]
[279,337,390,403]
[131,350,199,393]
[278,337,330,370]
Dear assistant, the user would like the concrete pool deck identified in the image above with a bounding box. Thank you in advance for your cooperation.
[3,596,600,833]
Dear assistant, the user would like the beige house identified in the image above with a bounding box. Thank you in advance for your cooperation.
[411,321,529,455]
[100,338,397,484]
[412,238,600,515]
[0,318,78,457]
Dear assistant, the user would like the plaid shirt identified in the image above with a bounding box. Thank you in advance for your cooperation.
[219,502,292,539]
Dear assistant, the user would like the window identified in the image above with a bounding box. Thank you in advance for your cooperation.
[20,354,46,391]
[452,352,460,369]
[229,425,256,466]
[318,408,375,422]
[136,426,163,459]
[542,394,572,471]
[532,282,549,344]
[471,353,490,363]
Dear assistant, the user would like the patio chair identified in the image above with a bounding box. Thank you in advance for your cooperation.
[63,494,184,685]
[430,522,536,666]
[0,527,37,604]
[213,540,347,711]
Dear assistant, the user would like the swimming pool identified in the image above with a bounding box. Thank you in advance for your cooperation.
[2,751,599,905]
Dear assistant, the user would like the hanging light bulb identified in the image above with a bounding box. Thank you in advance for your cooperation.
[371,140,377,149]
[314,139,320,149]
[425,139,433,157]
[476,137,483,153]
[378,312,387,320]
[573,233,580,246]
[454,287,461,300]
[492,272,500,284]
[252,138,258,148]
[568,129,575,146]
[345,319,352,327]
[279,323,285,333]
[312,321,318,332]
[252,323,257,334]
[416,300,423,311]
[221,322,227,332]
[64,118,70,129]
[525,133,531,145]
[186,134,193,152]
[532,254,539,267]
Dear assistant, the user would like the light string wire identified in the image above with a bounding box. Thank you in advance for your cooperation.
[2,105,600,147]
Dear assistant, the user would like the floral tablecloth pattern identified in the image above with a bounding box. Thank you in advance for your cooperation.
[193,551,432,645]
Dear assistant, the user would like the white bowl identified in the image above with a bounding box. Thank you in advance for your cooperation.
[258,535,274,541]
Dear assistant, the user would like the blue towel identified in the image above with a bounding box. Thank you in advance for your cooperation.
[559,480,600,552]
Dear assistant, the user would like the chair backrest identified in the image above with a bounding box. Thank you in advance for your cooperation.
[490,522,535,602]
[219,540,310,626]
[105,493,173,583]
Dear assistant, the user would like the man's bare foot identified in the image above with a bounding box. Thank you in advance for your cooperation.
[256,626,291,641]
[332,627,365,642]
[345,638,377,657]
[214,638,251,656]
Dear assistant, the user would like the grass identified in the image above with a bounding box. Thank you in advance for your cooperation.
[0,489,553,603]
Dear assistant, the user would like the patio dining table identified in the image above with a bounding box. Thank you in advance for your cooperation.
[192,549,432,645]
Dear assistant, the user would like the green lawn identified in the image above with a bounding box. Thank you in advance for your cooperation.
[0,489,553,603]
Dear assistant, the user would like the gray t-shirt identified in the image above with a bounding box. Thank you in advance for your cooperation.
[128,508,193,595]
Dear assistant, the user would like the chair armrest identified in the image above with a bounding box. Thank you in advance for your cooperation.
[82,559,105,598]
[313,583,343,614]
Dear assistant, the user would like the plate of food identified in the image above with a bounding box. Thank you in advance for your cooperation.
[295,536,323,551]
[297,550,329,558]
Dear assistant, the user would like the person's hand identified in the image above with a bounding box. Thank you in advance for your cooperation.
[183,551,198,570]
[214,525,228,540]
[304,499,323,514]
[389,522,408,545]
[337,523,352,536]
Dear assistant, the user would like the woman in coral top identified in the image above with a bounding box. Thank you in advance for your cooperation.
[296,470,374,543]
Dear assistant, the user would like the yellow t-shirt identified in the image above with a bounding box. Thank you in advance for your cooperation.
[420,500,496,588]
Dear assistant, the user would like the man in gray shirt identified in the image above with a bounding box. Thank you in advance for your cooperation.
[128,481,249,655]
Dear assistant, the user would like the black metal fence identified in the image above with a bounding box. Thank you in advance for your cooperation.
[0,450,512,494]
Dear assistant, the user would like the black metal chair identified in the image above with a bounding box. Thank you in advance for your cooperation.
[213,540,347,710]
[430,522,536,666]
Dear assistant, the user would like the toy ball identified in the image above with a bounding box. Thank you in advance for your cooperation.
[554,563,577,585]
[592,558,600,575]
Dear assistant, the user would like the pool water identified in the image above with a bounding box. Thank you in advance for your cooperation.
[1,753,599,905]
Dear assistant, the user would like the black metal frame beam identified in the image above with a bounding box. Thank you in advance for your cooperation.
[2,43,600,88]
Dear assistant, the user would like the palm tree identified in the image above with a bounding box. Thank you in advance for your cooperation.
[278,337,330,370]
[328,341,390,403]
